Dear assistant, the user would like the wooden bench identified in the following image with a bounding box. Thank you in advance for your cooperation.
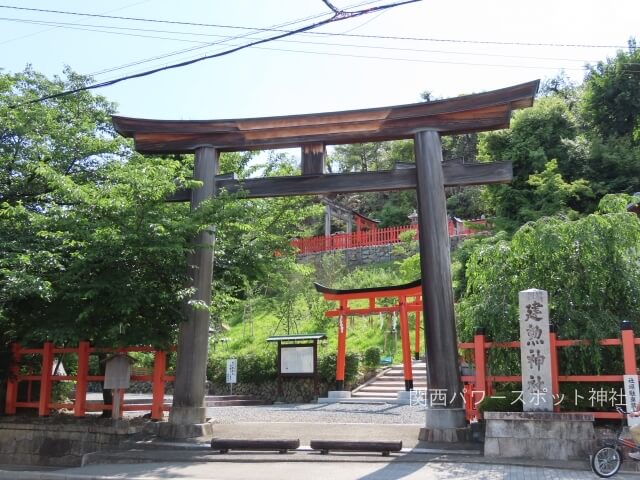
[310,440,403,456]
[210,438,300,454]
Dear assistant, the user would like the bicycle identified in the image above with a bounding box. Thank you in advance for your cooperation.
[591,406,639,478]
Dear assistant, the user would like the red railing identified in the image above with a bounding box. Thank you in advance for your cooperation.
[292,219,486,255]
[5,341,175,420]
[457,324,637,421]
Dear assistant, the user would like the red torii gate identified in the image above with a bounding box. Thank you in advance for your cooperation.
[314,279,423,391]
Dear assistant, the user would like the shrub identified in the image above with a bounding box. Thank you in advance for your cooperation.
[363,346,381,368]
[208,350,277,385]
[318,352,359,385]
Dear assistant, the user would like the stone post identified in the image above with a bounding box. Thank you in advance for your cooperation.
[519,288,554,412]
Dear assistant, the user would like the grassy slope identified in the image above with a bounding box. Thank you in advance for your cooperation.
[212,261,421,365]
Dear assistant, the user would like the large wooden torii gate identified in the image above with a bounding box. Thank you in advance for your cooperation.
[112,79,539,439]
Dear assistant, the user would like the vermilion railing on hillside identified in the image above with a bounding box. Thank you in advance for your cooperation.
[457,324,638,421]
[4,342,175,420]
[291,220,486,255]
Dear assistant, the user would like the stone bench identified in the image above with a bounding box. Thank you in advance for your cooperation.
[210,438,300,454]
[310,440,402,456]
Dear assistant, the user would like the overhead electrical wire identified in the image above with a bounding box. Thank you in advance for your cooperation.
[0,16,604,67]
[0,3,628,49]
[9,0,421,107]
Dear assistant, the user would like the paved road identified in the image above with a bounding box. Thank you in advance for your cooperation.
[3,458,637,480]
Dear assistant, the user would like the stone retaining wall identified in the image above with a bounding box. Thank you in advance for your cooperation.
[210,378,330,403]
[0,417,152,467]
[297,238,463,269]
[483,412,595,460]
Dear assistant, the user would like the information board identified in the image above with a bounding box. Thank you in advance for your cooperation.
[624,374,640,427]
[280,346,314,374]
[226,358,237,384]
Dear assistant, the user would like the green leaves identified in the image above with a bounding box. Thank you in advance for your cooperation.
[456,205,640,373]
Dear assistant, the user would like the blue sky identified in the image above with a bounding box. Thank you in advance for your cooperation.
[1,0,639,121]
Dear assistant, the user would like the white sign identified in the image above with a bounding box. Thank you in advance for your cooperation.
[281,346,314,374]
[519,289,553,412]
[226,358,237,384]
[624,375,640,427]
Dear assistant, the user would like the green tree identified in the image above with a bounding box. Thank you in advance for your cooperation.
[479,95,584,229]
[0,67,317,350]
[581,39,640,139]
[456,195,640,373]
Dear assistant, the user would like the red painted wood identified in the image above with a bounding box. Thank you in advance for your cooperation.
[151,350,167,420]
[74,341,90,417]
[473,332,487,411]
[399,297,413,385]
[336,301,348,387]
[39,342,53,416]
[414,312,421,358]
[291,220,487,255]
[549,331,560,413]
[4,343,20,415]
[622,328,637,375]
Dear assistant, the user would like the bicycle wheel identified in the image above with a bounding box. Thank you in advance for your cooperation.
[591,446,622,478]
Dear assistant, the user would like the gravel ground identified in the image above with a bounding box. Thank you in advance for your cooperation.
[207,402,427,425]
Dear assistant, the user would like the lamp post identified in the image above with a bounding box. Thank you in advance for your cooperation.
[408,209,418,225]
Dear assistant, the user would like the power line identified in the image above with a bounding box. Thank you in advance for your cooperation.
[0,3,628,49]
[9,0,421,108]
[0,16,605,66]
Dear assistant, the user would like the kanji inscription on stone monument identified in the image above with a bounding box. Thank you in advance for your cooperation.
[519,289,553,412]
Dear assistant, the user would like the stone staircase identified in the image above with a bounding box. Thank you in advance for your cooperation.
[350,361,427,403]
[205,395,268,407]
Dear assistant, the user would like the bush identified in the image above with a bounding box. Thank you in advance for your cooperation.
[363,346,381,368]
[477,391,523,414]
[318,352,359,385]
[208,350,277,385]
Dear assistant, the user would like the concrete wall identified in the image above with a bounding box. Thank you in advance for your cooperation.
[0,417,151,467]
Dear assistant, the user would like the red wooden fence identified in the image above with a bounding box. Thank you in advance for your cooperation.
[5,341,175,420]
[291,220,486,255]
[457,324,638,421]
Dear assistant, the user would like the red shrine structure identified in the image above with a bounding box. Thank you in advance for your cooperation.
[315,279,423,391]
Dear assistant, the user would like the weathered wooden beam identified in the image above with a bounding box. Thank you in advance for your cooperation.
[414,130,464,427]
[169,146,217,429]
[301,143,325,175]
[112,80,539,153]
[166,161,512,201]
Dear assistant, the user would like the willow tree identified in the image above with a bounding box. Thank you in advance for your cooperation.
[456,194,640,374]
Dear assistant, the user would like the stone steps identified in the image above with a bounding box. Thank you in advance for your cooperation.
[348,362,427,403]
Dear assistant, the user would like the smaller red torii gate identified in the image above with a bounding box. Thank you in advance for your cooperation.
[314,279,423,391]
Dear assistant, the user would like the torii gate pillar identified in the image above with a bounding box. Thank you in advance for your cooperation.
[414,130,467,441]
[160,145,217,438]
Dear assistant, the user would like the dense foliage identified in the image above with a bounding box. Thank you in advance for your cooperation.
[0,67,316,351]
[456,196,640,373]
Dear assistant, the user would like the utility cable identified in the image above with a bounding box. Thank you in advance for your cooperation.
[0,3,627,49]
[10,0,420,108]
[0,16,604,66]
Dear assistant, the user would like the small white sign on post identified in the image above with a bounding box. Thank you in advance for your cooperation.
[226,358,237,395]
[519,288,554,412]
[624,375,640,427]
